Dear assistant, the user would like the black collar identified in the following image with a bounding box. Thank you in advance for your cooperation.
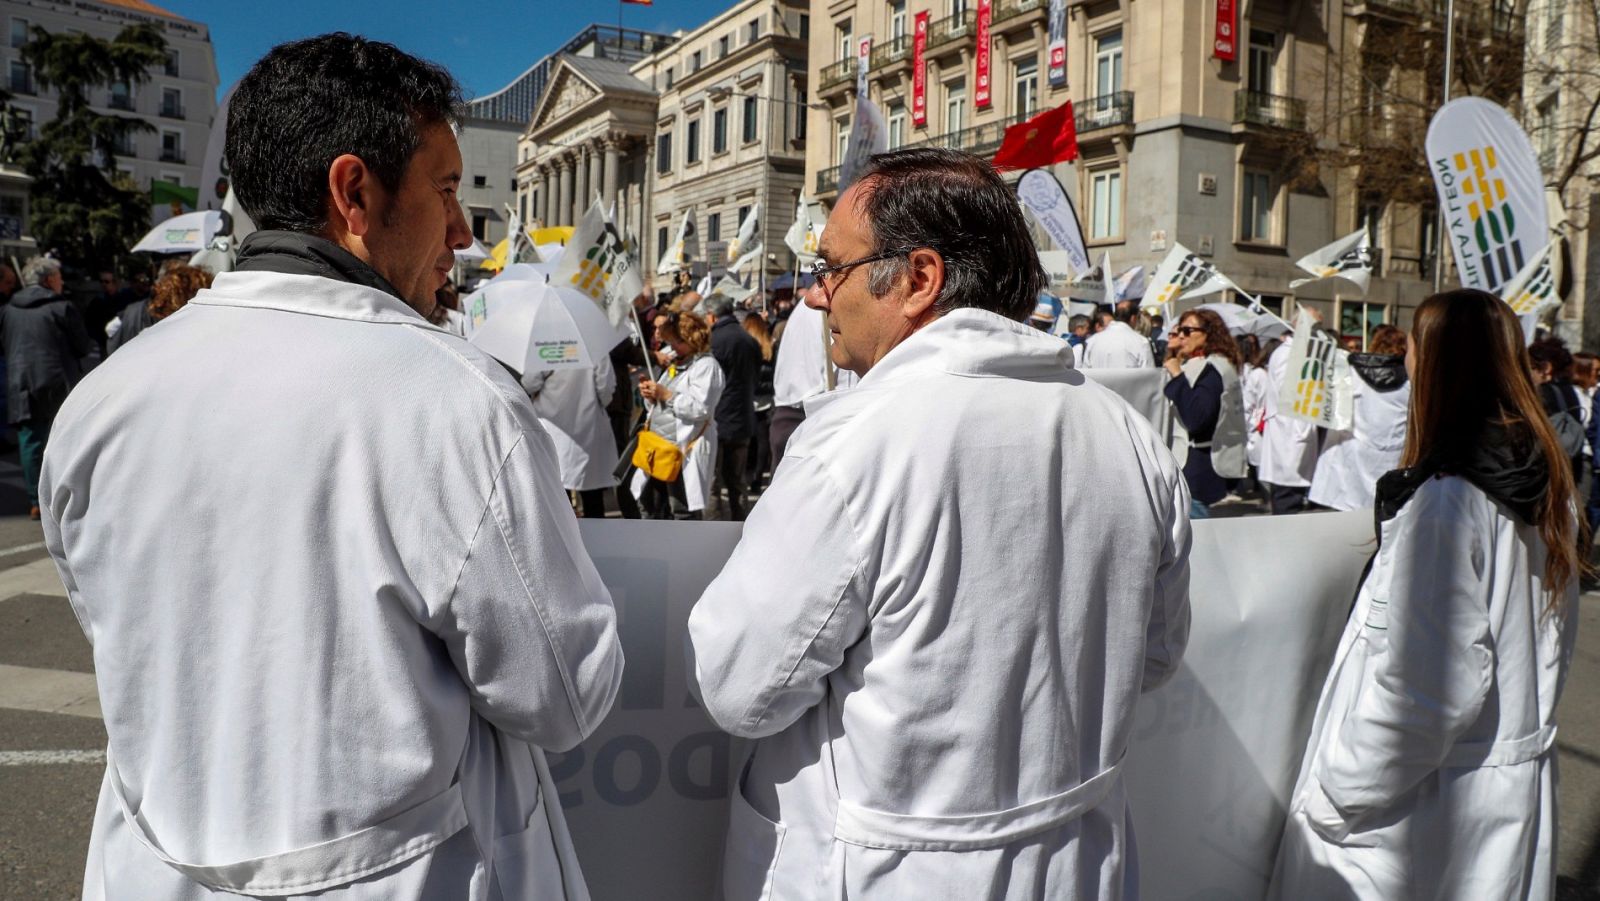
[234,231,405,302]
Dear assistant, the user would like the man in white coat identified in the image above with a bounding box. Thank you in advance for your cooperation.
[1079,301,1155,369]
[39,35,623,900]
[687,148,1192,900]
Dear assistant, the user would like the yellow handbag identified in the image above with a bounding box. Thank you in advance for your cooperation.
[632,428,684,482]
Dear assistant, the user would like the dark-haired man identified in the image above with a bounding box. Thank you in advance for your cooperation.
[1080,298,1155,368]
[39,34,621,900]
[687,148,1192,898]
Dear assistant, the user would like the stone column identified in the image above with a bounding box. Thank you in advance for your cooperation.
[603,136,621,215]
[574,147,591,223]
[587,142,604,213]
[539,166,553,225]
[556,156,574,227]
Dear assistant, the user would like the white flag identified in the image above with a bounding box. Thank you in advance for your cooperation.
[1289,228,1374,295]
[784,197,827,264]
[1277,309,1353,430]
[1499,240,1561,316]
[1068,251,1114,306]
[1113,265,1146,303]
[1146,244,1237,314]
[504,209,540,266]
[727,202,761,263]
[552,200,643,328]
[729,241,764,277]
[839,95,888,194]
[1016,168,1091,276]
[656,207,696,276]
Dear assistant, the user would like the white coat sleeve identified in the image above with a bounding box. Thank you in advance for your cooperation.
[685,454,869,738]
[669,360,717,425]
[1142,469,1193,692]
[521,369,549,399]
[593,357,616,408]
[436,428,624,751]
[1305,484,1492,840]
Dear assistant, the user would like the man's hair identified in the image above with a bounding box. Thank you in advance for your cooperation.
[227,33,463,233]
[1112,299,1138,323]
[852,148,1045,321]
[706,296,736,319]
[1067,314,1090,331]
[22,256,60,287]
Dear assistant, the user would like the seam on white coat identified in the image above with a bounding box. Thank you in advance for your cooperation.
[439,433,526,627]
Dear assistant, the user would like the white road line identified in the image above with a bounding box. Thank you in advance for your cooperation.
[0,664,101,719]
[0,540,45,559]
[0,749,105,766]
[0,557,66,602]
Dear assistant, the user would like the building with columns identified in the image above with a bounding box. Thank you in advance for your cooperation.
[633,0,812,279]
[515,54,659,245]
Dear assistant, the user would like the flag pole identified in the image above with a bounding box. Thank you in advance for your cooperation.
[1432,0,1455,294]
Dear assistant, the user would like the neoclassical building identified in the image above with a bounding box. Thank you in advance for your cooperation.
[515,55,658,243]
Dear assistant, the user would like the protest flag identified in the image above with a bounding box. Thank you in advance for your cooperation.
[840,95,889,193]
[1288,228,1374,295]
[784,197,826,264]
[656,207,695,276]
[1278,308,1353,430]
[1146,244,1237,315]
[992,101,1079,170]
[1499,241,1561,322]
[553,200,643,328]
[727,202,761,264]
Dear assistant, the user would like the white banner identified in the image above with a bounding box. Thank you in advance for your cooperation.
[564,512,1373,900]
[1277,309,1353,430]
[656,208,696,276]
[1500,240,1561,316]
[1016,168,1091,276]
[839,95,888,195]
[1289,228,1373,295]
[1426,97,1549,295]
[1113,265,1146,303]
[728,242,764,278]
[551,200,642,328]
[1147,243,1237,313]
[726,202,760,263]
[1037,250,1077,292]
[784,197,827,265]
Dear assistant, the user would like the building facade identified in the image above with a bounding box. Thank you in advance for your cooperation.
[805,0,1526,342]
[458,118,522,248]
[636,0,812,280]
[2,0,217,198]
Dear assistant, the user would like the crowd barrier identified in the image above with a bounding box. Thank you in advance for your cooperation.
[559,511,1374,900]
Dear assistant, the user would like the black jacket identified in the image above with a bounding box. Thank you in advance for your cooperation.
[710,316,761,444]
[0,285,91,423]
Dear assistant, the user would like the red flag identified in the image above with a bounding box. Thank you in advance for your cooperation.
[992,102,1079,170]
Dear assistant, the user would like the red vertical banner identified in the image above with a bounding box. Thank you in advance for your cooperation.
[1214,0,1237,61]
[975,0,993,109]
[912,11,929,126]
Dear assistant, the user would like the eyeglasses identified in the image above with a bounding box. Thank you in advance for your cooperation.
[1175,326,1205,337]
[808,248,916,302]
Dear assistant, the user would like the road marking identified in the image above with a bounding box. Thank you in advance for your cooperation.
[0,663,100,719]
[0,749,104,766]
[0,557,66,602]
[0,540,45,559]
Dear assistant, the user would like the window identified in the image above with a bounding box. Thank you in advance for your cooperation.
[113,131,135,157]
[748,19,760,43]
[665,67,674,90]
[1419,205,1439,279]
[738,205,751,231]
[8,61,33,95]
[164,50,179,77]
[887,103,906,149]
[11,106,31,141]
[10,17,28,49]
[1240,171,1276,242]
[719,35,730,58]
[1247,30,1276,95]
[1339,301,1388,350]
[799,14,810,40]
[743,95,759,143]
[472,213,487,240]
[795,88,808,140]
[948,0,969,15]
[691,50,703,72]
[713,107,729,154]
[1089,168,1122,239]
[110,80,133,110]
[1359,196,1383,250]
[160,130,183,163]
[890,1,908,40]
[1536,98,1559,170]
[687,117,701,163]
[658,226,670,260]
[707,212,722,242]
[161,87,182,119]
[473,174,488,188]
[1094,30,1123,99]
[1013,56,1038,117]
[656,130,673,173]
[836,117,850,165]
[945,80,966,135]
[837,19,853,61]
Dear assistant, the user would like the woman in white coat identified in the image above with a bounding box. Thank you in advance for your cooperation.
[1270,288,1584,900]
[524,361,619,518]
[1260,331,1319,513]
[634,311,723,519]
[1309,324,1411,511]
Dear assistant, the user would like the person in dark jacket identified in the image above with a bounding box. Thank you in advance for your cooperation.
[0,257,90,518]
[1163,308,1246,518]
[707,295,761,520]
[1529,337,1585,481]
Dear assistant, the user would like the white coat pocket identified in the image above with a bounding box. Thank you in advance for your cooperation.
[721,784,788,901]
[491,790,565,901]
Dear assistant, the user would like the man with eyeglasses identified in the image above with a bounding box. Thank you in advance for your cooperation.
[687,147,1193,899]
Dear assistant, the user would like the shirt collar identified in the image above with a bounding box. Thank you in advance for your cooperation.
[190,270,444,330]
[858,308,1076,388]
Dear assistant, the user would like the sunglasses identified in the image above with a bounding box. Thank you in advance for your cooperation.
[1175,326,1205,337]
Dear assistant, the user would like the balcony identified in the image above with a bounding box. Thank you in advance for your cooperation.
[160,102,185,120]
[868,34,912,70]
[1076,92,1134,133]
[818,57,857,92]
[992,0,1046,25]
[159,147,185,163]
[817,164,840,194]
[909,110,1030,156]
[110,94,134,111]
[927,10,976,51]
[1235,90,1306,130]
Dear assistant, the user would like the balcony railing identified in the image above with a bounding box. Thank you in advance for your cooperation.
[160,147,185,163]
[927,10,976,50]
[819,57,858,91]
[1348,0,1523,39]
[993,0,1046,24]
[817,164,840,194]
[1235,90,1306,130]
[909,110,1030,156]
[109,94,134,111]
[1076,92,1134,132]
[869,34,912,70]
[160,103,185,120]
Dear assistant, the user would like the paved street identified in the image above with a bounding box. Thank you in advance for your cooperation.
[1,454,1599,898]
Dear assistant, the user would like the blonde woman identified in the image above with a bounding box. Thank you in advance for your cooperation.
[633,311,723,519]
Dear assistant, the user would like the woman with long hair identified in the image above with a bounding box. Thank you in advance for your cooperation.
[1162,308,1247,518]
[1270,289,1584,899]
[1308,324,1412,511]
[633,311,723,520]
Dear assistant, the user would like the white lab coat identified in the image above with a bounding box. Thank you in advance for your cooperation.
[1308,375,1411,511]
[1270,476,1575,899]
[688,309,1192,901]
[1259,339,1319,488]
[40,270,624,901]
[630,353,723,511]
[772,300,857,408]
[1079,320,1154,369]
[1241,363,1270,468]
[524,364,619,492]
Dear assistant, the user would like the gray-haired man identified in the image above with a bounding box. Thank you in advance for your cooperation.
[0,256,88,518]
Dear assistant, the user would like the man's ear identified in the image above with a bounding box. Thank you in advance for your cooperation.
[902,247,945,322]
[327,154,373,238]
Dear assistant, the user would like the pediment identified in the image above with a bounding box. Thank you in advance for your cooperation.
[530,62,599,134]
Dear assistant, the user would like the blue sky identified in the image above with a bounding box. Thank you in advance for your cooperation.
[153,0,736,102]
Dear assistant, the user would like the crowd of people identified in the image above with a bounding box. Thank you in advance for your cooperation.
[11,32,1591,901]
